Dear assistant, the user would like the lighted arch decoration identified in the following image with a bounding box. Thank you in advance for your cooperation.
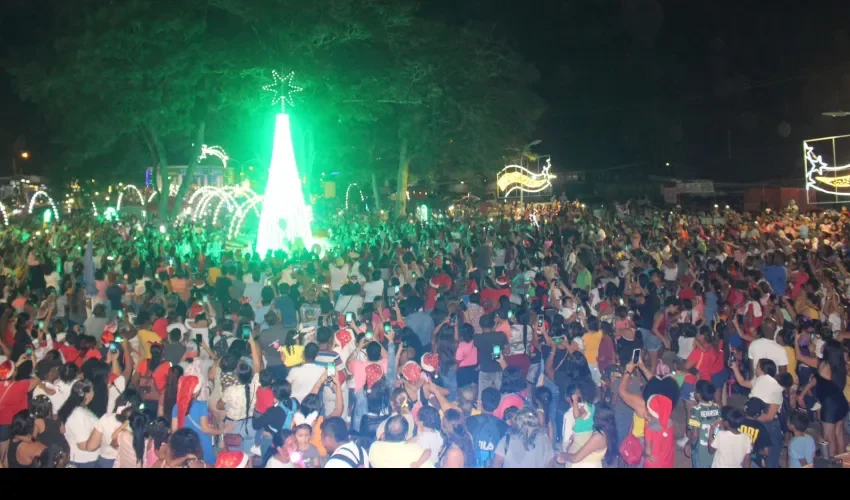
[116,184,145,211]
[228,195,264,240]
[27,190,60,222]
[345,183,366,210]
[0,202,8,227]
[496,159,557,198]
[194,188,240,225]
[222,186,261,217]
[147,191,158,203]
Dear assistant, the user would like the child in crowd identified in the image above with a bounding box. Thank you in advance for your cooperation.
[455,324,478,388]
[686,381,720,468]
[787,412,816,468]
[412,406,444,460]
[709,406,752,468]
[291,424,321,468]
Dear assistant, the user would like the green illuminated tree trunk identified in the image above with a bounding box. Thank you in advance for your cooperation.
[371,171,381,213]
[395,137,409,216]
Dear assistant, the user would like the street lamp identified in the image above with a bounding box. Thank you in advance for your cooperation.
[20,151,30,159]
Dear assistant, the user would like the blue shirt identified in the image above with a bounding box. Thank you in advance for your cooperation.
[172,400,216,465]
[704,291,718,323]
[274,296,298,327]
[760,264,787,296]
[405,311,435,349]
[788,434,816,468]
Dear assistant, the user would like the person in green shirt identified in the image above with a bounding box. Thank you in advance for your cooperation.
[685,380,720,468]
[575,262,592,293]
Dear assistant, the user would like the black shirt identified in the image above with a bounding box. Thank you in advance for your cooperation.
[473,331,507,373]
[643,375,680,407]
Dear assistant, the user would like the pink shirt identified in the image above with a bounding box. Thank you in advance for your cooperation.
[494,392,526,419]
[350,358,389,392]
[455,341,478,368]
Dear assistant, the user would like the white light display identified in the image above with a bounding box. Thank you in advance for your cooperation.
[27,190,60,222]
[0,202,8,227]
[91,201,99,217]
[497,159,557,198]
[345,183,365,210]
[228,196,264,240]
[804,141,850,196]
[116,184,145,211]
[199,145,229,169]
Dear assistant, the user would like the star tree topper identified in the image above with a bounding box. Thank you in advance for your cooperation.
[262,70,303,112]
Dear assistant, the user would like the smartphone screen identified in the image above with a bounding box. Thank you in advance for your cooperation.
[25,346,33,356]
[383,322,392,333]
[345,312,354,323]
[507,310,513,319]
[493,345,501,358]
[109,343,118,353]
[38,320,45,330]
[241,324,252,339]
[117,310,123,319]
[411,273,417,279]
[394,285,400,294]
[327,364,336,377]
[388,297,396,307]
[632,349,641,364]
[365,331,373,340]
[203,295,209,303]
[537,316,544,328]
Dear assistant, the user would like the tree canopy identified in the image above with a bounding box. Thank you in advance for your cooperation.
[6,0,544,217]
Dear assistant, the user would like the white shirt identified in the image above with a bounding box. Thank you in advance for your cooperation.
[286,363,327,403]
[750,374,784,408]
[33,381,63,414]
[66,406,100,463]
[335,295,363,316]
[266,456,295,468]
[748,338,788,368]
[324,441,372,468]
[362,280,385,305]
[222,372,260,420]
[330,264,350,291]
[711,430,752,468]
[51,381,74,415]
[95,413,122,460]
[107,376,127,414]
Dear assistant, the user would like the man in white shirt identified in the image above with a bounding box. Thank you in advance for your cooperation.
[322,417,371,468]
[362,270,385,305]
[748,319,788,374]
[329,259,350,294]
[368,415,434,468]
[286,343,328,403]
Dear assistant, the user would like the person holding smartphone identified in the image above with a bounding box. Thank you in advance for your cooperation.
[472,313,508,399]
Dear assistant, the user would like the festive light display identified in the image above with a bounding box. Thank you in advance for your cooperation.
[91,201,99,217]
[345,183,366,210]
[27,190,60,222]
[804,140,850,197]
[255,71,312,255]
[229,196,264,240]
[144,168,153,187]
[497,159,556,198]
[262,71,303,112]
[116,184,144,211]
[199,145,229,169]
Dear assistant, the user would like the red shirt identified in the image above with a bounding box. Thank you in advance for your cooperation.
[425,274,453,311]
[644,423,675,468]
[255,387,274,414]
[57,342,80,365]
[480,288,510,313]
[0,380,30,425]
[685,344,719,385]
[152,318,169,340]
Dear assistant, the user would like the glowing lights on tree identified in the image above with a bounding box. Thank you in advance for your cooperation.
[198,145,229,169]
[91,201,99,217]
[262,70,303,112]
[0,202,8,227]
[228,195,264,241]
[255,70,313,255]
[116,184,144,211]
[496,159,557,198]
[27,190,60,222]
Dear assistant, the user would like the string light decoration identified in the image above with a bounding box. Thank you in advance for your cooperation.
[147,191,158,203]
[255,71,313,255]
[0,202,8,227]
[345,183,366,210]
[27,190,60,222]
[91,201,99,217]
[116,184,145,211]
[497,159,557,198]
[262,70,303,112]
[144,168,153,187]
[229,196,264,240]
[803,139,850,198]
[199,145,229,169]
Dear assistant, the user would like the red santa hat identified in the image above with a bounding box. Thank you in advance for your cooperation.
[401,361,422,382]
[365,363,384,392]
[214,451,250,468]
[421,353,439,378]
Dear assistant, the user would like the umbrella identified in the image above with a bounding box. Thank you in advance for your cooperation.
[84,239,97,296]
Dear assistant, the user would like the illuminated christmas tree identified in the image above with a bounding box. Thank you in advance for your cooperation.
[255,70,313,256]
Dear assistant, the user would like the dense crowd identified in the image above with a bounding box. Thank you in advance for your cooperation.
[0,197,848,469]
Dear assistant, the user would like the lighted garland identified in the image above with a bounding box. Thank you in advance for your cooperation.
[27,190,60,222]
[91,201,99,217]
[228,196,264,240]
[193,188,239,223]
[345,183,366,210]
[0,202,8,227]
[116,184,145,211]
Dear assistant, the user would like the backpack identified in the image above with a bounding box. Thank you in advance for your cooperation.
[330,444,370,468]
[280,398,298,431]
[137,372,161,402]
[470,415,505,469]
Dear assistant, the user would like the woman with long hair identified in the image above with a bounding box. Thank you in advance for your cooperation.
[0,358,41,467]
[491,407,555,468]
[57,380,99,467]
[151,428,210,469]
[557,402,618,468]
[131,343,168,417]
[263,429,294,468]
[7,410,46,468]
[81,358,109,417]
[437,408,476,468]
[30,395,66,452]
[217,333,263,455]
[796,336,848,457]
[159,364,184,419]
[78,388,141,468]
[114,414,170,469]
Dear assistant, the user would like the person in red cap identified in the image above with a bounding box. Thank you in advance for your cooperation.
[215,450,251,468]
[480,276,511,314]
[425,266,453,312]
[618,361,675,468]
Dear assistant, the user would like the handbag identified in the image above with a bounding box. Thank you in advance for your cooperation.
[619,420,643,466]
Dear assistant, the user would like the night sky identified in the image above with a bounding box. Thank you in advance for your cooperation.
[3,0,850,184]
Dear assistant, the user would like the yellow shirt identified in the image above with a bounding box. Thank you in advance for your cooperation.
[281,345,305,368]
[784,345,798,384]
[207,267,222,286]
[582,330,603,365]
[632,414,645,438]
[137,329,161,359]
